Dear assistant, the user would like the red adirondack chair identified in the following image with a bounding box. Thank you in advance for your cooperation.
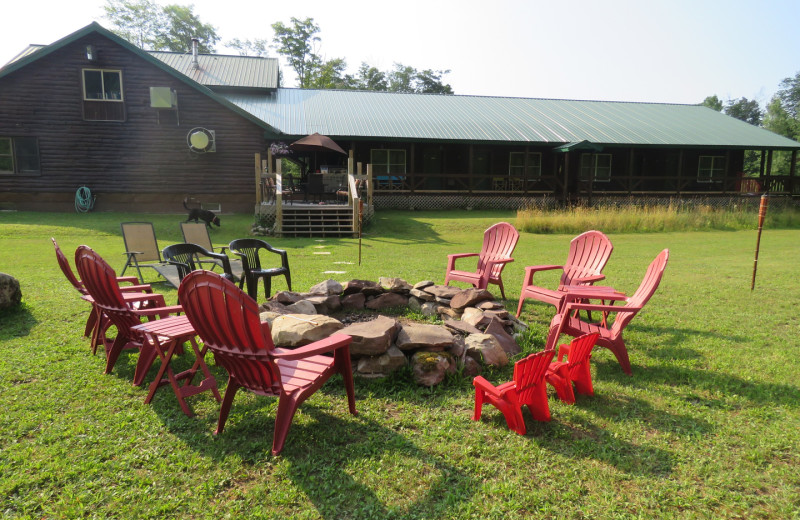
[445,222,520,299]
[178,270,357,456]
[52,238,154,353]
[472,349,555,434]
[75,245,182,384]
[545,249,669,375]
[545,332,600,404]
[516,230,613,317]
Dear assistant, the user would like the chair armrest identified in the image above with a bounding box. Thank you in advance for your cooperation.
[116,276,142,285]
[562,290,627,304]
[473,376,516,399]
[123,292,166,306]
[271,334,352,361]
[563,301,640,315]
[133,305,183,318]
[522,264,562,286]
[570,273,606,284]
[446,252,478,271]
[123,250,143,257]
[120,284,153,293]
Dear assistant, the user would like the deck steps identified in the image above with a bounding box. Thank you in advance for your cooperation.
[280,205,355,237]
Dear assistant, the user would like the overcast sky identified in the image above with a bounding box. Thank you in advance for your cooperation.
[3,0,799,106]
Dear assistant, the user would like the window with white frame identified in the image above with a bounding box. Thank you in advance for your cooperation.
[370,149,406,174]
[82,69,123,101]
[0,137,40,174]
[580,153,612,181]
[697,156,725,183]
[509,151,542,179]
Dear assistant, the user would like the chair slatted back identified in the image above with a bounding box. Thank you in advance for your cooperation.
[229,238,267,271]
[179,271,282,395]
[52,238,85,294]
[180,222,214,251]
[560,230,614,289]
[75,246,142,334]
[476,222,520,279]
[513,349,555,403]
[564,332,600,376]
[121,222,162,263]
[610,249,669,335]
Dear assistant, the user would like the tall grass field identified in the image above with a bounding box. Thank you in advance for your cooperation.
[0,208,798,519]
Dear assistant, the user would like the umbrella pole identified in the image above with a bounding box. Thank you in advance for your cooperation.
[750,193,768,291]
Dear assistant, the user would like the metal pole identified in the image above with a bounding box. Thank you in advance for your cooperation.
[750,194,769,291]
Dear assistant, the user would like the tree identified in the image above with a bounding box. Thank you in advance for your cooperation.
[701,95,723,111]
[271,17,321,88]
[306,58,357,90]
[227,38,270,57]
[415,68,453,95]
[724,97,762,126]
[386,63,452,94]
[104,0,218,52]
[156,4,218,52]
[356,63,388,91]
[776,71,800,119]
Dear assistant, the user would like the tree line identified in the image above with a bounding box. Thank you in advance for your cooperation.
[702,74,800,174]
[103,1,453,94]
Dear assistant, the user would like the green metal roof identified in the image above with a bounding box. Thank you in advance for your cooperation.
[148,51,278,90]
[221,88,800,149]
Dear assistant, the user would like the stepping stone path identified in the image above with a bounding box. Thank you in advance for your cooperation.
[260,278,529,386]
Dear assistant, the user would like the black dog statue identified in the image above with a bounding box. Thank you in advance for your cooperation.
[184,198,220,227]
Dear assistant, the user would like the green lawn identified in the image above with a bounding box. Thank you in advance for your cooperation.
[1,210,798,519]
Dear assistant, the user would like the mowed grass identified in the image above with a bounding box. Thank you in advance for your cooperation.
[1,209,799,519]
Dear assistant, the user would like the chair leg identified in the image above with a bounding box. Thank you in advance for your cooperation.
[263,276,272,301]
[546,367,575,404]
[284,272,292,292]
[335,348,357,415]
[133,340,158,387]
[515,295,526,318]
[272,392,301,455]
[215,379,241,435]
[104,335,128,375]
[472,387,485,421]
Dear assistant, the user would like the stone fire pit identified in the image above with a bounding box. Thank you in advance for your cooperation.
[259,278,529,386]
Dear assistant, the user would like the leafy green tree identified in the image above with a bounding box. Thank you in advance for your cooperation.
[227,38,270,57]
[776,71,800,119]
[701,95,723,111]
[307,58,357,90]
[271,17,321,88]
[104,0,218,52]
[763,97,800,141]
[415,68,453,94]
[103,0,164,49]
[724,97,762,126]
[156,4,218,52]
[356,63,388,91]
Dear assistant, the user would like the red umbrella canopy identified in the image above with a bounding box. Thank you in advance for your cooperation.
[289,133,347,155]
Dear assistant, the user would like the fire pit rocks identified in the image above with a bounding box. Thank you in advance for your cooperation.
[259,278,529,387]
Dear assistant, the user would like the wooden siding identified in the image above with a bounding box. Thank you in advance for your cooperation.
[0,33,266,211]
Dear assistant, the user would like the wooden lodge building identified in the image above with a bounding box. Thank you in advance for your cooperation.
[2,22,799,213]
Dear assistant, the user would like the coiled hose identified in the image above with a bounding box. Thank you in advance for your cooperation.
[75,186,96,213]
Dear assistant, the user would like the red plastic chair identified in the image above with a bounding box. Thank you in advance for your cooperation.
[545,332,600,404]
[516,230,613,317]
[545,249,669,375]
[178,270,357,455]
[75,245,182,385]
[472,349,555,434]
[445,222,520,299]
[52,238,153,353]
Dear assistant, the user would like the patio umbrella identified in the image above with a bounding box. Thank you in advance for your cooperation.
[289,133,347,155]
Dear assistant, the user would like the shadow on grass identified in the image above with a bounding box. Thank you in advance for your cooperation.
[146,379,474,519]
[0,302,38,339]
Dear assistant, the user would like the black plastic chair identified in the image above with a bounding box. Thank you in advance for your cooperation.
[228,238,292,301]
[162,243,236,284]
[304,173,326,202]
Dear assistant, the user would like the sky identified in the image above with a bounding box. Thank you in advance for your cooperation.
[3,0,799,107]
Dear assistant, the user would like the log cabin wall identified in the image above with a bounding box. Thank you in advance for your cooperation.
[0,33,266,212]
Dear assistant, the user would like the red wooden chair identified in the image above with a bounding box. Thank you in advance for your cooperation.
[445,222,519,299]
[472,349,555,434]
[52,238,153,353]
[545,249,669,375]
[178,270,357,456]
[75,245,182,385]
[516,230,613,317]
[544,332,600,404]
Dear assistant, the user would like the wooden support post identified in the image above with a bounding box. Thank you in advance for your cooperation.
[366,163,373,207]
[275,159,283,236]
[255,152,262,205]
